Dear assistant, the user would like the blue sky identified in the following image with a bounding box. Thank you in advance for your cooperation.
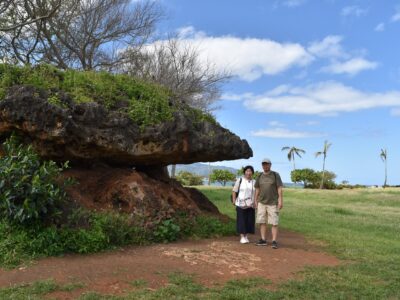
[158,0,400,185]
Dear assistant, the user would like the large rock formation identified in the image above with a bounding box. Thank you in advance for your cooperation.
[0,85,252,167]
[0,85,252,220]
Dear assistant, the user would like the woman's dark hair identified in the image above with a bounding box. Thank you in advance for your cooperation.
[243,165,254,174]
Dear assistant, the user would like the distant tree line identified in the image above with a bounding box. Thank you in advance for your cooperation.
[282,141,392,189]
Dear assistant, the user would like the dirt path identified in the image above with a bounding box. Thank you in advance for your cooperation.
[0,230,339,299]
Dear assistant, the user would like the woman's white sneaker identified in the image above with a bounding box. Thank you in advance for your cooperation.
[240,237,247,244]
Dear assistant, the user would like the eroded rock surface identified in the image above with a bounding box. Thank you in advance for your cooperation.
[0,85,252,167]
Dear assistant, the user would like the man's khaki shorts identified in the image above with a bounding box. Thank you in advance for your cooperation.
[256,203,279,225]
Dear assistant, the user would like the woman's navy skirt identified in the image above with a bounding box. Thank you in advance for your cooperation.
[236,206,255,234]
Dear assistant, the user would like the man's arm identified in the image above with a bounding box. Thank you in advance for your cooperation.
[254,188,260,208]
[277,186,283,209]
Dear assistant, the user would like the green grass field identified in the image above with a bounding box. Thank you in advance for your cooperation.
[2,187,400,299]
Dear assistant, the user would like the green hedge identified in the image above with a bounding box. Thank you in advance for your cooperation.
[0,64,216,127]
[0,211,234,268]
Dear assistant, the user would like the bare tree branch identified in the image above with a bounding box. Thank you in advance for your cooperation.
[0,0,61,31]
[1,0,163,69]
[119,37,230,111]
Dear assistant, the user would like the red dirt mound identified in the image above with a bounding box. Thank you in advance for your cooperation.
[62,167,219,224]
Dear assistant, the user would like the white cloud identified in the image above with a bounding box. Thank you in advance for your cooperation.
[177,26,197,38]
[265,84,291,96]
[391,108,400,116]
[374,23,385,32]
[280,0,307,8]
[341,5,368,17]
[193,38,312,82]
[251,128,325,138]
[160,27,313,82]
[299,120,320,126]
[222,92,254,101]
[308,35,346,59]
[238,81,400,116]
[390,7,400,22]
[268,120,286,127]
[141,29,376,84]
[308,36,377,76]
[321,58,378,76]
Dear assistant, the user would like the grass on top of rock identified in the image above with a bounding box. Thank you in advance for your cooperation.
[0,63,216,127]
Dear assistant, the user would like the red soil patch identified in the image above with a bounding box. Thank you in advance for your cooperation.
[0,230,339,299]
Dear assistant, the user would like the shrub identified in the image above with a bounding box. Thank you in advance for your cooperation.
[0,210,152,267]
[0,135,70,225]
[210,169,236,186]
[291,168,337,189]
[0,208,235,267]
[191,215,235,238]
[153,219,181,243]
[176,171,203,186]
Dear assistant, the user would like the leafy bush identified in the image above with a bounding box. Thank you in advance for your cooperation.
[291,168,337,189]
[0,210,151,267]
[176,171,204,186]
[0,135,70,225]
[60,212,149,253]
[0,209,233,267]
[153,219,181,243]
[210,169,236,186]
[291,168,319,187]
[191,215,235,238]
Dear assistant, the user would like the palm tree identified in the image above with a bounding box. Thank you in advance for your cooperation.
[315,140,332,189]
[281,146,306,171]
[380,148,387,188]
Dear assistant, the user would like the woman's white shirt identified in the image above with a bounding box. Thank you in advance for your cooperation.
[232,177,255,207]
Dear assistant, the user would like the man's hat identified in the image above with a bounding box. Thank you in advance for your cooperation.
[262,158,271,164]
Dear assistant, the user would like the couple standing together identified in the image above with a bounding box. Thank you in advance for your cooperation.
[231,158,283,249]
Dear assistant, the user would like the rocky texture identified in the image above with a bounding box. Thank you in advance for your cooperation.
[0,85,252,167]
[62,167,220,223]
[0,85,250,221]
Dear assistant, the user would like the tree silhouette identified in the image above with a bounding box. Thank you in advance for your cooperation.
[315,140,332,189]
[281,146,306,171]
[380,148,387,188]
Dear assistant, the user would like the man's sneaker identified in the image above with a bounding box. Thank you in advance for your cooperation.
[271,240,278,249]
[255,239,267,246]
[245,236,250,243]
[240,237,247,244]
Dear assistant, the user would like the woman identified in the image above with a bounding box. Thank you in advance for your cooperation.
[232,165,256,244]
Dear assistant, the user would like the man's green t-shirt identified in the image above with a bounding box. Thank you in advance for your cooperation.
[254,171,283,205]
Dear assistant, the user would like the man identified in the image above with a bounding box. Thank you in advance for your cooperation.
[254,158,283,249]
